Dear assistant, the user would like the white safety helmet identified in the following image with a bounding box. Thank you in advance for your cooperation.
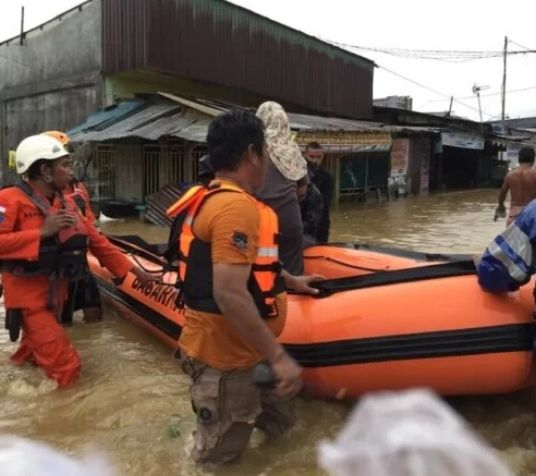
[14,134,70,175]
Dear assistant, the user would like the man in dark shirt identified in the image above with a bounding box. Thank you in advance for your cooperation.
[297,174,323,248]
[304,142,333,243]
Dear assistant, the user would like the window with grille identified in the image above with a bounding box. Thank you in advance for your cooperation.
[143,145,161,197]
[338,152,389,201]
[93,144,115,200]
[170,145,186,185]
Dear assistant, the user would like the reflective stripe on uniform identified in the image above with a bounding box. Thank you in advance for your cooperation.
[488,240,528,282]
[257,246,278,257]
[500,224,533,267]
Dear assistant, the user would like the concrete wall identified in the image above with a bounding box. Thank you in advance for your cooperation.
[0,0,103,183]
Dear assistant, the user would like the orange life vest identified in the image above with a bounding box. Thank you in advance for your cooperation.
[167,181,284,318]
[0,181,88,279]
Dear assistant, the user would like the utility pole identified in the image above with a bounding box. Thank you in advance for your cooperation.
[476,89,483,124]
[472,84,484,125]
[472,84,489,129]
[501,36,508,125]
[447,96,453,117]
[19,6,25,45]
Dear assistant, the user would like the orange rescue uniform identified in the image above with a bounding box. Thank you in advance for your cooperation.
[0,183,133,386]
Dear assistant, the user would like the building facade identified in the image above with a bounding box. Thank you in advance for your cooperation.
[0,0,375,183]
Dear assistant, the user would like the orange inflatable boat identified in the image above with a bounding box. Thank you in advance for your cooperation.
[88,236,536,399]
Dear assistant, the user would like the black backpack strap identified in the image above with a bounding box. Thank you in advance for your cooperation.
[72,194,87,215]
[163,209,188,263]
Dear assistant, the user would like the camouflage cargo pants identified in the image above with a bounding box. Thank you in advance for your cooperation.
[181,354,296,464]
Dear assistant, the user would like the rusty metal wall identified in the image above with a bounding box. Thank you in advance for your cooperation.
[102,0,373,118]
[102,0,147,72]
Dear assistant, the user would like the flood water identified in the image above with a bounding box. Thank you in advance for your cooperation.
[2,189,536,475]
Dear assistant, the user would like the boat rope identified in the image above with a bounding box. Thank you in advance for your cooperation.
[129,253,167,275]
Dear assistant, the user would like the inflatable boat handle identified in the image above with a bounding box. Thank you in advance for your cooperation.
[307,260,476,298]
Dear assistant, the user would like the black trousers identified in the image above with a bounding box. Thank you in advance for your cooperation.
[61,272,102,324]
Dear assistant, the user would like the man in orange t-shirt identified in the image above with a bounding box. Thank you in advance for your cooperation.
[176,110,322,465]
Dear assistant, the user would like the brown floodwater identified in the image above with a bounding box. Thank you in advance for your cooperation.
[2,189,536,475]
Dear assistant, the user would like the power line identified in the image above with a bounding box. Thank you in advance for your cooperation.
[378,64,495,118]
[379,65,451,99]
[341,38,536,118]
[424,85,536,103]
[509,39,533,52]
[331,40,536,63]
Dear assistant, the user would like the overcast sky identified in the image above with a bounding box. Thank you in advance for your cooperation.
[1,0,535,121]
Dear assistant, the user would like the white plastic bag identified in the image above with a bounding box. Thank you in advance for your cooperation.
[318,389,512,476]
[0,436,114,476]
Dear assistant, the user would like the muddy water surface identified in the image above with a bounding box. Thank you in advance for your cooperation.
[2,189,536,475]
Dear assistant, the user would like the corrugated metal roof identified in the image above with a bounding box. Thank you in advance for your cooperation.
[288,112,437,134]
[69,95,437,144]
[96,102,180,141]
[123,110,193,141]
[68,100,144,137]
[70,99,213,143]
[160,92,223,117]
[172,118,212,142]
[71,102,180,141]
[166,94,437,134]
[102,0,374,118]
[288,112,387,132]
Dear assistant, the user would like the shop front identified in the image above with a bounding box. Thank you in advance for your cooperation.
[296,131,392,203]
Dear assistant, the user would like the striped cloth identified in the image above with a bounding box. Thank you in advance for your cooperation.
[477,199,536,293]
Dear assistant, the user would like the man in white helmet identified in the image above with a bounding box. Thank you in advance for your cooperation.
[0,134,153,387]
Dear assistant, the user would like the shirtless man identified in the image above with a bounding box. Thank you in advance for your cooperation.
[497,147,536,226]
